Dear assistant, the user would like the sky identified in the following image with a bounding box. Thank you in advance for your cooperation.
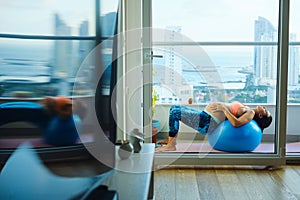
[0,0,299,41]
[153,0,300,42]
[0,0,118,36]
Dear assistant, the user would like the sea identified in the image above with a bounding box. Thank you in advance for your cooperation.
[0,44,52,83]
[154,49,253,89]
[0,44,252,89]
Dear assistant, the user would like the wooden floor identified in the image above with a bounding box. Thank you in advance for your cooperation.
[2,146,300,200]
[154,165,300,200]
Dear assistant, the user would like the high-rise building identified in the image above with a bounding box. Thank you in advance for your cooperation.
[164,26,183,90]
[254,16,299,88]
[78,20,91,65]
[101,12,117,37]
[152,26,185,103]
[53,13,73,78]
[289,33,299,86]
[254,16,277,86]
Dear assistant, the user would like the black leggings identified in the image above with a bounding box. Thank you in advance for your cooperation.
[168,105,213,137]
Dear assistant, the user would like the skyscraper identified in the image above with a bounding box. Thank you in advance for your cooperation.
[53,13,73,78]
[254,16,299,88]
[78,20,91,65]
[101,12,117,37]
[289,33,299,86]
[254,16,277,86]
[164,26,183,89]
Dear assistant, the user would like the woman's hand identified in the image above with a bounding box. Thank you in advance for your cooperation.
[216,104,226,112]
[209,103,226,112]
[209,103,227,113]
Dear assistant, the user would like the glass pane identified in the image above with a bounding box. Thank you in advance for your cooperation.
[0,0,95,36]
[152,0,279,154]
[287,0,300,155]
[0,0,119,152]
[0,38,94,98]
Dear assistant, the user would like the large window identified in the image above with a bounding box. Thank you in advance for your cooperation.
[0,0,119,163]
[287,0,300,158]
[152,0,284,158]
[0,0,118,98]
[0,1,95,98]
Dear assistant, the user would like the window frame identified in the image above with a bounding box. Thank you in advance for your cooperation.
[0,0,118,165]
[150,0,289,166]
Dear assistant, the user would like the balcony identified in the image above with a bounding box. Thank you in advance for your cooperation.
[153,103,300,156]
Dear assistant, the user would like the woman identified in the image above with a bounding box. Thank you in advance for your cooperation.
[39,96,86,120]
[155,101,272,152]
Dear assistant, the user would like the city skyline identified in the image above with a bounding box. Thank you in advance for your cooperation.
[153,15,300,104]
[1,1,300,103]
[0,11,116,97]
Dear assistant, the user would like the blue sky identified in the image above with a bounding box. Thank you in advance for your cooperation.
[0,0,118,35]
[152,0,299,42]
[0,0,299,41]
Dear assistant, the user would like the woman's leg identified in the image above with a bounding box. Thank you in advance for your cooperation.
[179,106,204,131]
[169,105,202,136]
[156,105,202,152]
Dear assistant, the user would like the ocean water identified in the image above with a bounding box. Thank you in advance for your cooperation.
[0,44,250,88]
[0,44,52,83]
[0,44,51,61]
[152,47,254,89]
[182,67,247,89]
[153,51,252,89]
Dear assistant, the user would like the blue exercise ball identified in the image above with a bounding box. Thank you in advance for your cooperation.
[207,120,262,152]
[44,115,82,146]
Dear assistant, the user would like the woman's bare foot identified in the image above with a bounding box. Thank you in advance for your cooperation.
[155,144,176,152]
[155,137,177,152]
[157,139,168,145]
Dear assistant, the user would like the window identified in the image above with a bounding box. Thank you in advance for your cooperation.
[287,0,300,157]
[0,0,118,98]
[0,0,119,164]
[152,0,281,156]
[0,0,95,98]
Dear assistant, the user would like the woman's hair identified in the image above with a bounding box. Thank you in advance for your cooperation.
[40,96,87,119]
[253,114,272,131]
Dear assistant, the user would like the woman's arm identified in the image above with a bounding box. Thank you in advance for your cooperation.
[217,104,254,127]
